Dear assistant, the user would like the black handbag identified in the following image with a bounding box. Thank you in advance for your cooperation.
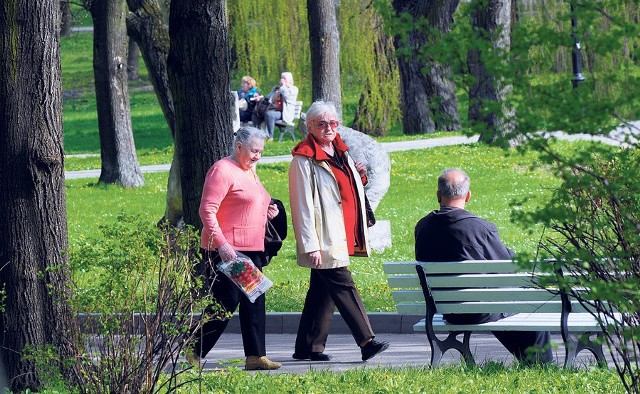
[254,98,270,117]
[264,198,287,264]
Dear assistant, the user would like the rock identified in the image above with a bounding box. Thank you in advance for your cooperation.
[337,125,390,211]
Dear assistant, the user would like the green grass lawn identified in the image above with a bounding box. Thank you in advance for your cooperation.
[66,143,557,313]
[174,365,622,393]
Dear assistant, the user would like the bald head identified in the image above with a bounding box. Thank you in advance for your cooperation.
[437,168,471,208]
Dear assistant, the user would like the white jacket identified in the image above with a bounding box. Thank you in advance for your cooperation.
[288,154,370,269]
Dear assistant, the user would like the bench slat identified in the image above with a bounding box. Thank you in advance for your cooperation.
[396,301,564,315]
[384,260,520,274]
[387,274,540,289]
[413,313,604,332]
[392,288,560,303]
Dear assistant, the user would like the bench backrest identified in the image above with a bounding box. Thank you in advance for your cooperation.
[292,101,303,119]
[384,260,594,316]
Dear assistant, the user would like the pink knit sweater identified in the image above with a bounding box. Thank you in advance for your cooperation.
[199,157,271,251]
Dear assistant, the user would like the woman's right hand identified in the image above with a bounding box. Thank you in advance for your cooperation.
[218,242,237,262]
[306,251,322,268]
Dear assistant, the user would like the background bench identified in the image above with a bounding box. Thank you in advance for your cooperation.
[383,260,608,367]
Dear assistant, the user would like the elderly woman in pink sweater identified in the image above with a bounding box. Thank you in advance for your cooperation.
[187,126,281,371]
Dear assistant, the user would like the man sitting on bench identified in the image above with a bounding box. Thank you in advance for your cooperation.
[414,168,554,364]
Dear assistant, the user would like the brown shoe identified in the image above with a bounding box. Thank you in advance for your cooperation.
[245,356,282,370]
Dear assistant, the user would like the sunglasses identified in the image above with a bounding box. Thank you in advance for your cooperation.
[314,120,340,129]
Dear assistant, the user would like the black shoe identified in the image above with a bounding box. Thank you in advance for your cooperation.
[361,340,389,361]
[310,352,332,361]
[292,352,332,361]
[292,352,309,360]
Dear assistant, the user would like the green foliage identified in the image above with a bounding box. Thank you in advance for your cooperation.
[465,0,640,390]
[66,214,209,393]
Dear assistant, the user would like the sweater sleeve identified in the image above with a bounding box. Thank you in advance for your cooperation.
[199,164,232,250]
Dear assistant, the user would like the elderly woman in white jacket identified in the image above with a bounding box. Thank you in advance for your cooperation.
[288,101,389,362]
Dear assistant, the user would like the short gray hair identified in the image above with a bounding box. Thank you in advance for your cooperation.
[438,168,470,198]
[305,101,338,128]
[234,126,268,146]
[281,71,294,85]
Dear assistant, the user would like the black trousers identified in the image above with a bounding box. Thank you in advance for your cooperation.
[191,250,266,358]
[294,267,375,354]
[445,313,554,364]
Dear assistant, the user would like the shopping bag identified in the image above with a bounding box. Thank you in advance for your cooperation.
[216,252,272,303]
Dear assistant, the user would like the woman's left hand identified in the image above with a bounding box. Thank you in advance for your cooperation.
[267,203,279,220]
[355,162,367,177]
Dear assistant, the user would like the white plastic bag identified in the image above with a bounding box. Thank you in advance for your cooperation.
[216,252,272,303]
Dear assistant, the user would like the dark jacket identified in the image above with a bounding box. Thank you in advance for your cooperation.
[414,206,514,324]
[414,206,513,262]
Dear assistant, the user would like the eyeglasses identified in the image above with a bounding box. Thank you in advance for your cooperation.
[314,120,339,129]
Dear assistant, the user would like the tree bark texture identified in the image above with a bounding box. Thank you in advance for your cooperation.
[89,0,144,187]
[60,0,72,37]
[0,1,80,391]
[307,0,342,114]
[126,0,183,225]
[392,0,461,134]
[467,0,513,143]
[168,0,232,229]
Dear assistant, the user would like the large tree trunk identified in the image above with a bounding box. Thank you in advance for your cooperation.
[126,0,183,226]
[307,0,342,114]
[60,0,72,37]
[168,0,232,228]
[392,0,461,134]
[0,0,79,391]
[88,0,144,187]
[467,0,513,144]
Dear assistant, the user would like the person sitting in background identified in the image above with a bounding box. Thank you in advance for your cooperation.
[414,168,554,365]
[237,76,260,123]
[252,71,298,141]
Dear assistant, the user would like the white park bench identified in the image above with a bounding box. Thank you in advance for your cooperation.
[383,260,609,367]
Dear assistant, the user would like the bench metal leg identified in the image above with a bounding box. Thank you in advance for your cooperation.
[563,331,607,368]
[278,125,296,142]
[428,331,475,367]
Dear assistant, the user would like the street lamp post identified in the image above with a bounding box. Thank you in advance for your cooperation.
[570,1,586,88]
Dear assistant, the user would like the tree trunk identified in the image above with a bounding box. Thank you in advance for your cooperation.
[60,0,72,37]
[467,0,513,144]
[127,0,184,226]
[127,39,139,80]
[392,0,461,134]
[88,0,144,187]
[307,0,342,114]
[0,1,80,391]
[168,0,232,228]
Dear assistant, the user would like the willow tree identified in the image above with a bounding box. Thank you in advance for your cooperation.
[347,2,400,136]
[0,0,79,390]
[168,0,232,227]
[228,2,310,99]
